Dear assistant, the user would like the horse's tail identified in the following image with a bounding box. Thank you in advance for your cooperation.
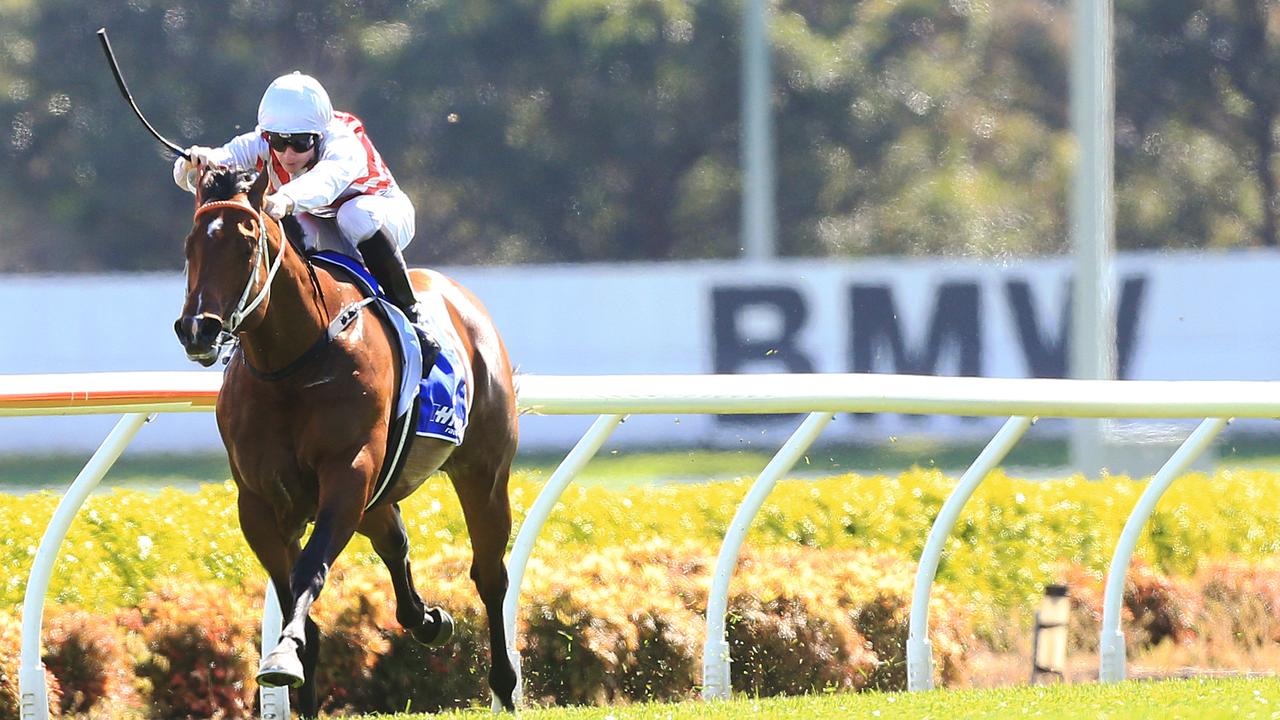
[511,367,541,416]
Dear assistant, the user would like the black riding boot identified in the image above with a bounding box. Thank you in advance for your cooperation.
[357,231,441,374]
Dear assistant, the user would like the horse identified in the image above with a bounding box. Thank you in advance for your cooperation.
[173,168,520,716]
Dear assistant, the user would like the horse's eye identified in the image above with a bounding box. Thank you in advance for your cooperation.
[231,221,257,257]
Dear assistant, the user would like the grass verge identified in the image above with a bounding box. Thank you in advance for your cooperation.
[351,677,1280,720]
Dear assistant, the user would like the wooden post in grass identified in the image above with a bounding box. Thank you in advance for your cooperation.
[1031,584,1070,684]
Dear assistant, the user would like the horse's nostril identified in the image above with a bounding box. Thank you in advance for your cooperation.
[174,316,198,346]
[197,316,223,344]
[175,315,223,354]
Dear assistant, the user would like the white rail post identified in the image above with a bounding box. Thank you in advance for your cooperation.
[906,415,1034,692]
[499,413,624,710]
[1098,416,1228,682]
[259,582,289,719]
[701,411,835,700]
[19,412,152,720]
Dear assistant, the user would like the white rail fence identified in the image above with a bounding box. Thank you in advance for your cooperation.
[4,372,1279,719]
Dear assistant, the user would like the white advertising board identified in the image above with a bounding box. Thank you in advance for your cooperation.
[2,250,1277,452]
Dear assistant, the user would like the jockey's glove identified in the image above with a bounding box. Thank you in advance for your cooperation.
[186,145,218,167]
[172,146,219,193]
[263,193,294,220]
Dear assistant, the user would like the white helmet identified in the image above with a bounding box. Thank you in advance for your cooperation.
[256,72,333,134]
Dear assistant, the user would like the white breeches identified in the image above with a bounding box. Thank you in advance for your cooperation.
[296,188,415,256]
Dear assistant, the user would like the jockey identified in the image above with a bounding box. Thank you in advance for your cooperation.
[173,71,440,369]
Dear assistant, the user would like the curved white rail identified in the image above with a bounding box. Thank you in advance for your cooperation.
[500,413,624,709]
[5,371,1270,714]
[1097,417,1229,682]
[905,416,1034,691]
[259,583,289,719]
[18,413,152,720]
[701,411,835,700]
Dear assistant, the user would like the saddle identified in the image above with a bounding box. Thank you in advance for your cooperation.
[309,251,472,508]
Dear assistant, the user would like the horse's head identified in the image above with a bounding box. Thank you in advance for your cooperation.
[174,168,275,365]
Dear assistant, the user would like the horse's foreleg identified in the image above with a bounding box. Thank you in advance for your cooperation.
[451,464,517,711]
[359,503,454,645]
[257,457,369,692]
[237,491,321,717]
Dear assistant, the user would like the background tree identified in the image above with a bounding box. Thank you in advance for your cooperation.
[1114,0,1276,248]
[0,0,1272,271]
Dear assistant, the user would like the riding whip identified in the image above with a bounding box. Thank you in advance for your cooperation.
[96,28,189,160]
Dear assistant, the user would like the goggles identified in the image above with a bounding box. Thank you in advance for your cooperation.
[265,131,318,153]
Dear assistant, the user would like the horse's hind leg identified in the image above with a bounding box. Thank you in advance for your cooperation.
[359,502,454,645]
[447,453,518,711]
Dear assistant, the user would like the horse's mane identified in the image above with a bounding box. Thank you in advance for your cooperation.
[200,168,257,202]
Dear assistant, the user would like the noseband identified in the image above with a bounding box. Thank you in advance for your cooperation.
[192,200,288,335]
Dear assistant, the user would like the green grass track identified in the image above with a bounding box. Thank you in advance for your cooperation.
[353,677,1280,719]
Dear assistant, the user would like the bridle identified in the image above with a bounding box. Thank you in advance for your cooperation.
[191,199,287,350]
[187,194,374,379]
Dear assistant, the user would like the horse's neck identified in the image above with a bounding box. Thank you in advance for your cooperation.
[237,242,339,373]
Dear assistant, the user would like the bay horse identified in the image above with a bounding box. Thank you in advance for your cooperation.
[173,168,519,715]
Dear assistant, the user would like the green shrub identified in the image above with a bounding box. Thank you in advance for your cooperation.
[518,552,643,705]
[10,545,1280,715]
[619,583,703,703]
[365,613,492,714]
[42,606,139,717]
[1196,558,1280,649]
[0,484,257,614]
[310,566,394,714]
[359,549,493,713]
[1123,559,1200,648]
[8,467,1280,713]
[726,591,874,696]
[123,579,258,719]
[1057,560,1198,656]
[831,551,972,690]
[0,611,62,720]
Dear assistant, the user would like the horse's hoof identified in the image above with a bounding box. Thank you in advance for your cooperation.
[410,606,455,647]
[492,689,517,713]
[257,644,305,689]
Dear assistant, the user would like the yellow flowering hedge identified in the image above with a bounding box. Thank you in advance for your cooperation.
[3,467,1280,715]
[5,468,1280,623]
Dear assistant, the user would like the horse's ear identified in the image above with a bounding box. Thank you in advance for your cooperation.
[246,171,269,209]
[193,166,206,208]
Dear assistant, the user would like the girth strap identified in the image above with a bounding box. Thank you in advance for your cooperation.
[243,297,376,382]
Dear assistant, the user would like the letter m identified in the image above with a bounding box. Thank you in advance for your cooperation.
[850,283,981,376]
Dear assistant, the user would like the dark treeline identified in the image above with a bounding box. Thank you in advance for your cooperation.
[0,0,1274,271]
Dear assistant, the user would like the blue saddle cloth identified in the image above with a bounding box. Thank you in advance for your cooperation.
[310,251,469,445]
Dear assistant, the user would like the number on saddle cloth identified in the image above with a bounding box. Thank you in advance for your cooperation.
[308,251,468,446]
